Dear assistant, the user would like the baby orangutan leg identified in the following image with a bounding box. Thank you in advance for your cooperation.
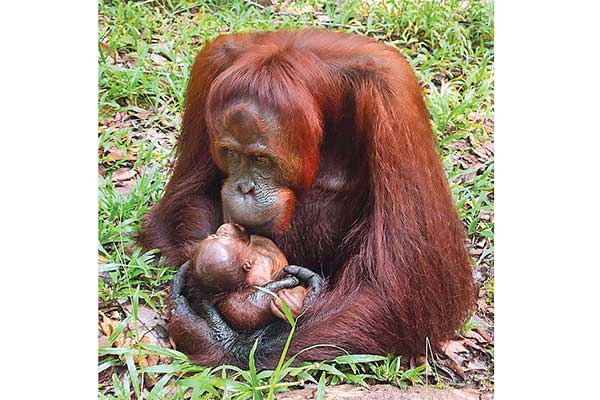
[270,286,307,321]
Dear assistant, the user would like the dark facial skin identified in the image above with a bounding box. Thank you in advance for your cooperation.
[185,223,308,331]
[211,103,297,232]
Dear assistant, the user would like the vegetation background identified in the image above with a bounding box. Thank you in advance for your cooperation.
[98,1,494,398]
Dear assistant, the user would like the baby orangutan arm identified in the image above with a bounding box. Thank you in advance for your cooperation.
[220,276,301,331]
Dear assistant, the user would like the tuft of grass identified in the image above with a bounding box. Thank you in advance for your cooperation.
[98,1,494,398]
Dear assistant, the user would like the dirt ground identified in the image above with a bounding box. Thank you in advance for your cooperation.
[277,384,492,400]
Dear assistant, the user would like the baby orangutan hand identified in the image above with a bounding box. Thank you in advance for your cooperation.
[269,286,308,321]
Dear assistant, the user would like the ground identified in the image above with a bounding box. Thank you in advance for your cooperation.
[98,1,494,399]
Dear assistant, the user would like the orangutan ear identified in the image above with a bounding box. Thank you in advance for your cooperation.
[182,241,200,260]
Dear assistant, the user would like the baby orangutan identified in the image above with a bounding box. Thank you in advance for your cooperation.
[183,223,308,331]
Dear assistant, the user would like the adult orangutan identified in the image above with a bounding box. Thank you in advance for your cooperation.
[138,29,475,367]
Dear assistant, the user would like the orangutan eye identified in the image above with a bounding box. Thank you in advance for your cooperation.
[222,148,238,161]
[254,155,270,166]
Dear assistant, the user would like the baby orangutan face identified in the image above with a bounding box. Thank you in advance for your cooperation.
[189,223,288,292]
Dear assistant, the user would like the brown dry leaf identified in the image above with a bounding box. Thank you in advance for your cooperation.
[99,41,110,54]
[482,120,494,133]
[136,109,153,119]
[279,3,314,15]
[463,162,483,181]
[123,305,171,347]
[112,168,137,182]
[480,391,494,400]
[469,247,483,256]
[157,79,170,90]
[150,53,167,65]
[467,112,482,122]
[465,359,487,372]
[479,210,492,221]
[463,338,485,352]
[437,357,466,380]
[99,311,118,337]
[409,355,427,370]
[98,254,108,263]
[124,304,163,333]
[106,147,138,163]
[106,112,128,128]
[99,41,118,64]
[463,329,487,345]
[98,333,109,349]
[114,336,134,353]
[458,153,479,170]
[473,145,493,161]
[140,335,160,367]
[474,328,494,345]
[115,185,134,194]
[449,139,470,151]
[441,340,470,367]
[127,148,139,160]
[107,148,124,161]
[315,13,331,23]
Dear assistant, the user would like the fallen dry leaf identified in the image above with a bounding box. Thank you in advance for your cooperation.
[136,109,153,119]
[467,112,482,122]
[465,359,487,372]
[463,338,485,352]
[107,148,124,161]
[463,329,487,345]
[99,41,110,54]
[463,162,483,181]
[441,340,470,367]
[437,356,466,380]
[98,311,118,337]
[99,41,120,64]
[112,168,137,182]
[100,304,169,390]
[469,247,483,256]
[474,328,494,345]
[315,12,331,23]
[150,53,167,65]
[473,145,493,161]
[115,185,135,195]
[98,333,109,349]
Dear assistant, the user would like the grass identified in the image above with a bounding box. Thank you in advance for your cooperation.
[98,0,494,398]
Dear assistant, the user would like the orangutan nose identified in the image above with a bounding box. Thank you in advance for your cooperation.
[238,180,255,195]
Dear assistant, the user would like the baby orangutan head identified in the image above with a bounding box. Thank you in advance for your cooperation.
[187,223,288,293]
